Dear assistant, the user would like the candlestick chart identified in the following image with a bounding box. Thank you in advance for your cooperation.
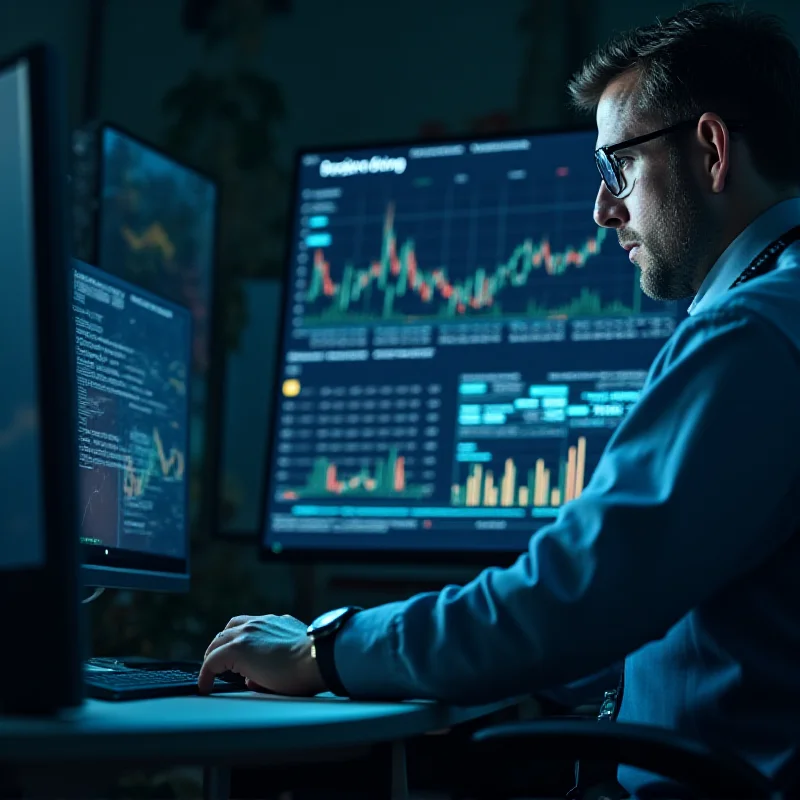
[301,202,644,324]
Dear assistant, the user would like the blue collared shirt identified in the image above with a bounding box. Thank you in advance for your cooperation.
[333,198,800,796]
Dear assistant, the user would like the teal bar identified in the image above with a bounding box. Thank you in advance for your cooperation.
[529,385,569,397]
[542,397,568,409]
[584,391,610,402]
[455,452,492,462]
[459,383,488,395]
[456,442,478,452]
[306,233,332,247]
[609,390,640,402]
[532,508,559,518]
[291,505,525,519]
[566,405,591,417]
[410,507,525,518]
[483,404,516,414]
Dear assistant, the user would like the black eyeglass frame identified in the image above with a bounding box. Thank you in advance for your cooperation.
[595,117,745,197]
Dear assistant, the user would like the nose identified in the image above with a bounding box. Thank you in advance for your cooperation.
[593,181,630,229]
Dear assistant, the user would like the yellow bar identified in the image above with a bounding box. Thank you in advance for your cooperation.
[565,446,576,502]
[542,468,550,504]
[474,465,483,506]
[501,458,515,507]
[484,472,494,506]
[551,487,561,506]
[575,437,586,498]
[518,486,529,506]
[534,459,545,506]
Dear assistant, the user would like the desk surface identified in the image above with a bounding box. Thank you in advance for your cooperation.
[0,691,512,766]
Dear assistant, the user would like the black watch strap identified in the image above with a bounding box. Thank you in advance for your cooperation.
[312,631,349,697]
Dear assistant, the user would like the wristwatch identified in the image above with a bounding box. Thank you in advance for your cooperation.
[307,606,362,696]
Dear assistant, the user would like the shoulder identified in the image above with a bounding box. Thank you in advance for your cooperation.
[653,305,799,377]
[698,246,800,335]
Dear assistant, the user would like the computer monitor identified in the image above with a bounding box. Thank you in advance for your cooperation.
[72,259,193,592]
[0,44,83,713]
[71,124,219,531]
[260,131,687,562]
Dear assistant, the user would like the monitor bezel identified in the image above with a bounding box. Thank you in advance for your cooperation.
[0,43,84,713]
[92,122,224,543]
[74,259,194,593]
[257,124,600,565]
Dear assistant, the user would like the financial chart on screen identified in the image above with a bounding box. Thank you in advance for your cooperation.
[73,259,192,560]
[262,132,686,556]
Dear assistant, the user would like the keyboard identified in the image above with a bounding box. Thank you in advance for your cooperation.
[84,659,248,701]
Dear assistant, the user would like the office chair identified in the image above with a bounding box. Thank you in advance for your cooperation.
[469,719,782,799]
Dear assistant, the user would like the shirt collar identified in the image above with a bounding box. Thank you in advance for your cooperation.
[687,197,800,316]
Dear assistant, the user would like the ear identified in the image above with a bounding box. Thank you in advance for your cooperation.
[696,113,731,193]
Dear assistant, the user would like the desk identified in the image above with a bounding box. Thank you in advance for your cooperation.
[0,691,514,799]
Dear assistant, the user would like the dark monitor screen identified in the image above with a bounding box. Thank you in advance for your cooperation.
[0,56,45,570]
[0,44,83,714]
[73,259,193,591]
[261,132,686,561]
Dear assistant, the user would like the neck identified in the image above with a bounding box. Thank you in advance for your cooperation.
[691,190,800,292]
[729,188,800,238]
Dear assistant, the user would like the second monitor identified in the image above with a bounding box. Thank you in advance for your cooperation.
[72,259,192,592]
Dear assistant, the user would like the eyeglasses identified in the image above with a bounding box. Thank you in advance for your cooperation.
[594,118,745,198]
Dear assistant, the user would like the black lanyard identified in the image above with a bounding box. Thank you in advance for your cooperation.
[728,224,800,289]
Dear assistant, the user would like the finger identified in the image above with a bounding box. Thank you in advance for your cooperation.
[203,624,242,660]
[225,615,253,631]
[198,641,243,694]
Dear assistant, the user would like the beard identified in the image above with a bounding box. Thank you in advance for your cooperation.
[633,149,716,301]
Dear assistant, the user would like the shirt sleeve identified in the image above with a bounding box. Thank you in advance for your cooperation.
[333,309,800,704]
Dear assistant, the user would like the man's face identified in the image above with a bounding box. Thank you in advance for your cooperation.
[594,75,716,301]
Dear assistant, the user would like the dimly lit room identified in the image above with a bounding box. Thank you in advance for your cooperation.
[2,0,800,798]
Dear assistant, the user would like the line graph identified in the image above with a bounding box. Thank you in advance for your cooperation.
[123,427,185,499]
[120,222,177,262]
[300,202,643,324]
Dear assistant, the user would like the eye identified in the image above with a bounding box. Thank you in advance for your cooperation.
[615,155,633,170]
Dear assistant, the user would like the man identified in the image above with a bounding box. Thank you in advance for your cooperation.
[199,3,800,796]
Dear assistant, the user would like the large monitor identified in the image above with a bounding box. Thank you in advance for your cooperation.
[72,259,193,592]
[0,44,83,713]
[260,132,687,562]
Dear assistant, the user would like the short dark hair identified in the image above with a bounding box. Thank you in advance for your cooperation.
[567,2,800,187]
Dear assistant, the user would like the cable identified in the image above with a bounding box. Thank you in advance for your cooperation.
[82,587,105,604]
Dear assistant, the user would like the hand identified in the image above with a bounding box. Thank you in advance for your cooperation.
[198,614,327,696]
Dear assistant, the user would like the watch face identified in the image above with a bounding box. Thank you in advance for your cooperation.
[312,606,352,632]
